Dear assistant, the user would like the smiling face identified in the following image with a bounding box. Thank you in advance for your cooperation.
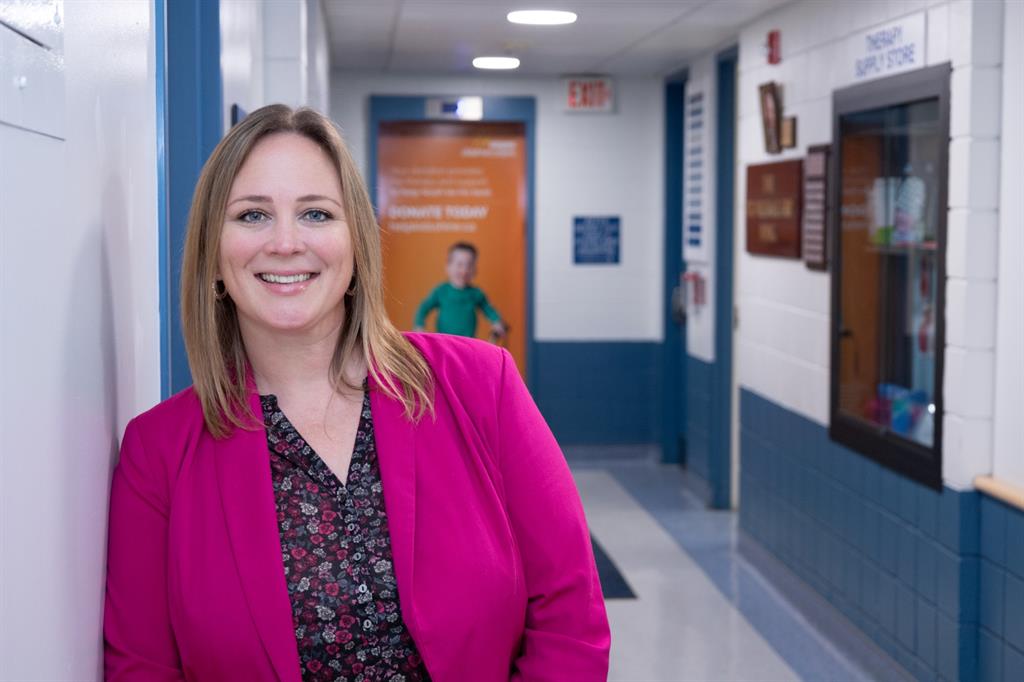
[218,132,352,341]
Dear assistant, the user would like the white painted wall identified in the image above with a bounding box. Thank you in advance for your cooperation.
[221,0,266,131]
[263,0,308,107]
[307,0,331,113]
[0,0,161,678]
[221,0,331,125]
[721,0,1010,490]
[330,72,665,341]
[992,0,1024,490]
[941,0,1004,491]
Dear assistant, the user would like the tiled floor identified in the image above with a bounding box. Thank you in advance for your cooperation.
[572,457,876,682]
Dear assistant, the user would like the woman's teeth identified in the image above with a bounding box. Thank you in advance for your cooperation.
[259,273,313,284]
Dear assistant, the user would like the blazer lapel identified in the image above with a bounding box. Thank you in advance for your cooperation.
[214,388,302,682]
[368,377,420,634]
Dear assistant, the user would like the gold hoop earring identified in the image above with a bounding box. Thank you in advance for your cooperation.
[212,279,228,301]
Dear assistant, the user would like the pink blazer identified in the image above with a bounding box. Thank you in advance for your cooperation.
[104,333,610,680]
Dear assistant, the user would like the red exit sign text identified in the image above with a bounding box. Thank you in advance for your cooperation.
[563,77,614,112]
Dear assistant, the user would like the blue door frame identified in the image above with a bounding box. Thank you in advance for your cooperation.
[709,47,738,508]
[157,0,223,396]
[367,96,538,389]
[662,74,688,464]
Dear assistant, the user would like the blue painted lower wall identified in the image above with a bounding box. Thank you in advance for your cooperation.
[532,341,660,445]
[686,356,713,488]
[739,388,1024,682]
[978,495,1024,682]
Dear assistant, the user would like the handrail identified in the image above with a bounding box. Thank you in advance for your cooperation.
[974,475,1024,513]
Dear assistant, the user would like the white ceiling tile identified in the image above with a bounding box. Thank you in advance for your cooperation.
[322,0,794,76]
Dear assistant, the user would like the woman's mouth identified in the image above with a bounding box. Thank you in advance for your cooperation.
[257,272,316,284]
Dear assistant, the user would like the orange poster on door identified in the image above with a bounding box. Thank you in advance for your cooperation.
[377,121,527,373]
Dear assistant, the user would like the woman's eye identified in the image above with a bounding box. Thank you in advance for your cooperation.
[238,209,268,224]
[303,209,332,222]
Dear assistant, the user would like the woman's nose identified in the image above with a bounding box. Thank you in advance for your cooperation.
[266,216,304,254]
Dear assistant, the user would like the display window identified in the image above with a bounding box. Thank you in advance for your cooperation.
[829,64,950,489]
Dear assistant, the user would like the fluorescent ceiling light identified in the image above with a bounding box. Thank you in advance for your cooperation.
[473,56,521,70]
[507,10,578,25]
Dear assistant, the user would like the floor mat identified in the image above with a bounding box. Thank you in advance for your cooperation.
[591,534,636,599]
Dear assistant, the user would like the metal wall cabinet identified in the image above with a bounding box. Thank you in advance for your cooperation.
[0,1,65,139]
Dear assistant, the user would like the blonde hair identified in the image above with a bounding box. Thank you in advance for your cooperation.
[180,104,433,438]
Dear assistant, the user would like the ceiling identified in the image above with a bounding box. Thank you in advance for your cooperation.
[323,0,791,77]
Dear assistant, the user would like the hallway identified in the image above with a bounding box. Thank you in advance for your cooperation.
[574,455,878,681]
[2,1,1023,677]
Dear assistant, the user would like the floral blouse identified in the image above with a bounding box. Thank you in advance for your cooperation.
[261,389,430,681]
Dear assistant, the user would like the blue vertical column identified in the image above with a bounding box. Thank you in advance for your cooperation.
[710,48,737,509]
[160,0,223,395]
[662,77,687,464]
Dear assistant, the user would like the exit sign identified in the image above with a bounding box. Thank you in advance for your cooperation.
[563,77,614,113]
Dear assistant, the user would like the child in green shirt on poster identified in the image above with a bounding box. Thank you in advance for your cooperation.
[414,242,506,340]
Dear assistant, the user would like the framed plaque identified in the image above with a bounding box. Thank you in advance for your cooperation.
[746,159,803,258]
[758,82,782,154]
[781,116,797,149]
[803,145,830,270]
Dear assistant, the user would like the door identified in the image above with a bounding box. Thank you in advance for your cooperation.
[376,120,528,373]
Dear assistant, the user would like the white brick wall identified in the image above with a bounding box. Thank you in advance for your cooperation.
[942,0,1003,489]
[944,347,996,417]
[720,0,1009,490]
[736,1,944,429]
[950,67,1002,138]
[948,138,1001,209]
[945,279,997,349]
[992,0,1024,490]
[949,0,1004,67]
[946,208,998,279]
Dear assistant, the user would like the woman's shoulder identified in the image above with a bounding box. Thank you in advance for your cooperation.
[125,385,207,450]
[115,387,208,497]
[402,331,509,388]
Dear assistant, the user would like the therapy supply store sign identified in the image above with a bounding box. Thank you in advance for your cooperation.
[849,13,926,82]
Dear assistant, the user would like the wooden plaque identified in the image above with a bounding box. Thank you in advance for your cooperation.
[746,159,803,258]
[758,82,782,154]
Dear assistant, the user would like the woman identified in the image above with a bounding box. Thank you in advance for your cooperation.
[104,105,610,681]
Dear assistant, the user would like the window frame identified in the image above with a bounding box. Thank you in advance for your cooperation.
[828,63,951,491]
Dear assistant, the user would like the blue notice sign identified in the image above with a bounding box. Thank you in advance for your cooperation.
[574,216,620,264]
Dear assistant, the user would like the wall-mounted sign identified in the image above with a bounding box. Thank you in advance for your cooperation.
[802,145,830,270]
[683,90,708,262]
[848,12,926,82]
[746,159,803,258]
[563,77,614,113]
[574,216,620,264]
[781,116,797,149]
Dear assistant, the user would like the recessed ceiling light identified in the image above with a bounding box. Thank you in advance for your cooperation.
[473,56,521,70]
[507,10,578,26]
